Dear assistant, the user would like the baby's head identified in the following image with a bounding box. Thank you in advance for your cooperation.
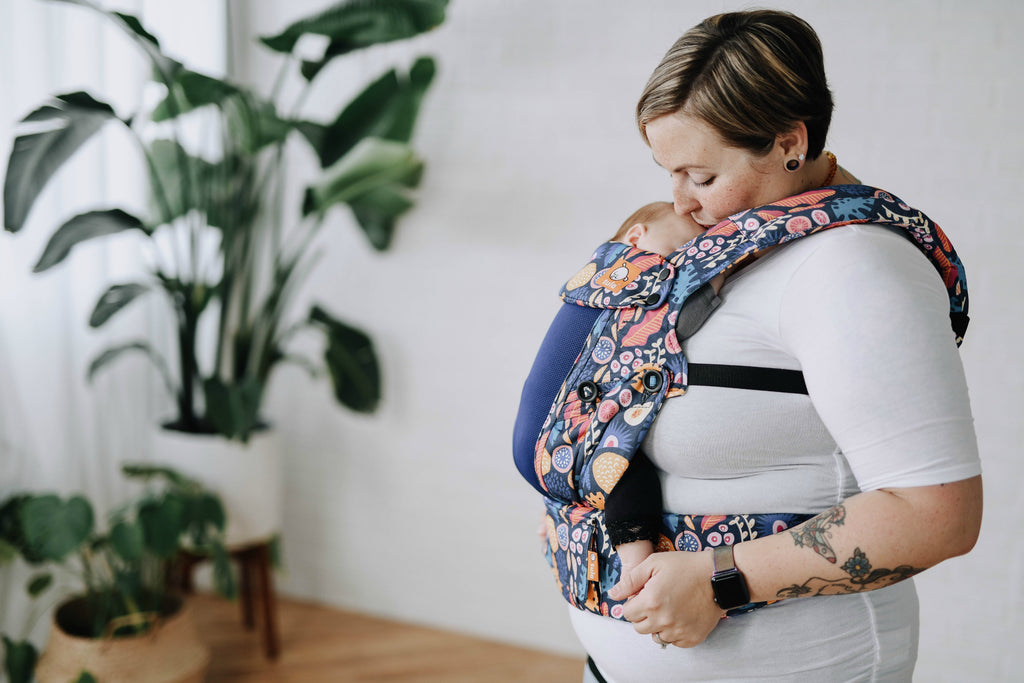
[613,201,705,256]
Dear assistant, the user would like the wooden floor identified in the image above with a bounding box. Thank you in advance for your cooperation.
[190,593,584,682]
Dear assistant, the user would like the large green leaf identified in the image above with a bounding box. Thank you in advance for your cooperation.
[109,519,144,562]
[310,305,380,412]
[151,70,241,122]
[48,0,181,82]
[87,340,176,398]
[349,185,415,250]
[33,209,148,272]
[147,139,259,231]
[259,0,448,81]
[26,572,53,597]
[198,493,226,533]
[121,462,195,488]
[138,495,184,558]
[303,56,436,169]
[3,92,120,233]
[19,494,94,562]
[2,636,38,683]
[120,464,192,485]
[181,491,226,546]
[381,56,436,143]
[152,71,291,153]
[0,537,16,564]
[0,496,33,561]
[225,95,293,154]
[202,376,263,442]
[305,136,421,207]
[89,282,152,328]
[304,137,422,249]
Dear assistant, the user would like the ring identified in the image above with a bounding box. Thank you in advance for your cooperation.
[652,633,668,649]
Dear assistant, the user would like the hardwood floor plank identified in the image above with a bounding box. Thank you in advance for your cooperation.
[190,594,584,682]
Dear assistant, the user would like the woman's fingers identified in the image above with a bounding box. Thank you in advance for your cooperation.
[608,558,654,601]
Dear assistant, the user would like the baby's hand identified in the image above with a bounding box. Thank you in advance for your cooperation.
[615,539,655,581]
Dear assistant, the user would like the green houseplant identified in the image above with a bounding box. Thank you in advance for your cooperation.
[0,464,234,683]
[3,0,447,441]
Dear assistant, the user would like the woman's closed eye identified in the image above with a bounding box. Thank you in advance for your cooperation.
[690,175,715,188]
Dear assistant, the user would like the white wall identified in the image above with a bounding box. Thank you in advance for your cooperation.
[3,1,1021,680]
[233,2,1024,679]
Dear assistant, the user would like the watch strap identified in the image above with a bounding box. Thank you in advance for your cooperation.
[713,544,737,574]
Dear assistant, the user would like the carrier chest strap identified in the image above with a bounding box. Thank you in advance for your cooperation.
[687,363,808,394]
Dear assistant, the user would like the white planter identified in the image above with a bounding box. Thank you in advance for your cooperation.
[151,427,282,548]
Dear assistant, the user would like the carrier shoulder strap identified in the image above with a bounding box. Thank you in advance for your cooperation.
[674,281,809,394]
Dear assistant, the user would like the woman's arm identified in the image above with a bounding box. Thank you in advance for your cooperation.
[610,476,982,647]
[764,478,981,600]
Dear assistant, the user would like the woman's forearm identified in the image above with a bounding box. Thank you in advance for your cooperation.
[735,475,983,603]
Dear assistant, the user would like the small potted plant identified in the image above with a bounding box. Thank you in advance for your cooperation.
[2,0,447,546]
[0,464,235,683]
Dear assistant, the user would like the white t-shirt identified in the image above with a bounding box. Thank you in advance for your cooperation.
[572,224,981,682]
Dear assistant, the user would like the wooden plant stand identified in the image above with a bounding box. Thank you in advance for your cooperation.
[169,541,280,660]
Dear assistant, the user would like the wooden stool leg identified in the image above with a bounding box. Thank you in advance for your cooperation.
[255,543,280,660]
[166,551,198,593]
[180,555,196,593]
[239,548,255,630]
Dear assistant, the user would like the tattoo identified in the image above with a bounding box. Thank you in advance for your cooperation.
[789,504,846,563]
[777,547,923,599]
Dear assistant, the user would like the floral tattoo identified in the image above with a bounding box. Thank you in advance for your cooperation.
[776,547,922,599]
[789,504,846,563]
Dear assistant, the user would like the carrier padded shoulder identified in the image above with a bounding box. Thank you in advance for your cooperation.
[561,241,675,310]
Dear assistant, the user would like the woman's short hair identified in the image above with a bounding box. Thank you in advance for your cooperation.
[637,10,833,159]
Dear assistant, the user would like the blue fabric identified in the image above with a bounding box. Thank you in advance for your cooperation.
[513,303,601,493]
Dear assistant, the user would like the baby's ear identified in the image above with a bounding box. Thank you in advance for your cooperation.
[624,223,647,247]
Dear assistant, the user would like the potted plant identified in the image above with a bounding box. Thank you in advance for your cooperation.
[0,464,234,683]
[3,0,447,544]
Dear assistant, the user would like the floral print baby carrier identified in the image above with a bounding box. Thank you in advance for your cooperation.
[536,184,969,620]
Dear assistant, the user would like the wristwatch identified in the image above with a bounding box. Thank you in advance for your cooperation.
[711,544,750,610]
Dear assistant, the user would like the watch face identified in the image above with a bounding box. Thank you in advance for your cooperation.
[712,569,750,609]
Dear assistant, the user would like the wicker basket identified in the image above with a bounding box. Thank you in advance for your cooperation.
[35,595,210,683]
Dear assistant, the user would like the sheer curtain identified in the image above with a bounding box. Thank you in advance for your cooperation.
[0,0,226,659]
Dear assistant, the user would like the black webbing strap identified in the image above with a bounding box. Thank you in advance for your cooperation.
[587,656,609,683]
[687,363,808,395]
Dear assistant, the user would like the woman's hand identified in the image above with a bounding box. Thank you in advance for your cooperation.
[609,549,724,648]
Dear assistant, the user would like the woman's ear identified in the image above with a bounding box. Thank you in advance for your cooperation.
[624,223,647,247]
[776,121,809,159]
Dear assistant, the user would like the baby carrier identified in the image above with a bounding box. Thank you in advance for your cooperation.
[534,184,969,620]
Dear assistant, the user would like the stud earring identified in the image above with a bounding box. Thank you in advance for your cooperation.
[785,153,805,172]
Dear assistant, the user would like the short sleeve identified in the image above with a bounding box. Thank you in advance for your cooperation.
[779,225,981,491]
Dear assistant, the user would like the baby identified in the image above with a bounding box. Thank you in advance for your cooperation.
[604,201,724,574]
[520,202,725,575]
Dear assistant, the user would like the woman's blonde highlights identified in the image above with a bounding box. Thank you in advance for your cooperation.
[637,10,833,159]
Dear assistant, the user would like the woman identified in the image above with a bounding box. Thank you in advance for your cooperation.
[573,10,982,682]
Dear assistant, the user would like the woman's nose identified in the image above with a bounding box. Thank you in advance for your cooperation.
[672,184,699,216]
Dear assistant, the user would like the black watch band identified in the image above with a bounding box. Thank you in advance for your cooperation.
[711,544,751,610]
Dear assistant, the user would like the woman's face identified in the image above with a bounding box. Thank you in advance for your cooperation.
[645,112,801,228]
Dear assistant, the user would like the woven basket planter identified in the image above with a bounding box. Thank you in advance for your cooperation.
[35,595,209,683]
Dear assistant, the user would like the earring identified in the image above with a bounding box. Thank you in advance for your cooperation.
[785,153,805,172]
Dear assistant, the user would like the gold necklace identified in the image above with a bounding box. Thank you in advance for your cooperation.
[822,151,838,186]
